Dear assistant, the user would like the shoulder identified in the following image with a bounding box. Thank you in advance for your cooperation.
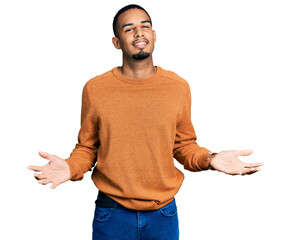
[158,66,190,89]
[81,68,116,95]
[84,69,114,88]
[80,69,115,98]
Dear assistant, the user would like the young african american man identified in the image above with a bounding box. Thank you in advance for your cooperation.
[28,4,263,240]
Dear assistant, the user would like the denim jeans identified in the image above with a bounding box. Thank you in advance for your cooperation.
[92,193,179,240]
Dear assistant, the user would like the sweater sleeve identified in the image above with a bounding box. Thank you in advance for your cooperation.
[173,83,212,172]
[65,81,99,181]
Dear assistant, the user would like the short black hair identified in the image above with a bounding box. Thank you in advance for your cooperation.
[113,4,152,37]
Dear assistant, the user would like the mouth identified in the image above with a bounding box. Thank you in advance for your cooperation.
[132,39,148,49]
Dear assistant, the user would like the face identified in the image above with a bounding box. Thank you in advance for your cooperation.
[112,8,156,61]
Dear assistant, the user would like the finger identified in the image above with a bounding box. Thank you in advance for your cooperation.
[244,162,264,168]
[38,151,50,160]
[38,179,52,185]
[38,151,58,163]
[238,150,253,156]
[28,165,42,172]
[242,167,261,175]
[34,173,46,180]
[50,182,60,189]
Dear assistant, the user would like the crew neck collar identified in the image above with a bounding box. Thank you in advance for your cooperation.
[112,66,160,84]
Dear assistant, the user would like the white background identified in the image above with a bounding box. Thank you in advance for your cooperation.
[1,0,290,239]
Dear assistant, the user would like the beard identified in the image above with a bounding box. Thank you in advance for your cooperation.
[132,50,150,60]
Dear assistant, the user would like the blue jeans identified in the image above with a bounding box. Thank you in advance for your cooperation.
[92,194,179,240]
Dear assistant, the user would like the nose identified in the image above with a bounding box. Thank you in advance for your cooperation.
[134,27,144,38]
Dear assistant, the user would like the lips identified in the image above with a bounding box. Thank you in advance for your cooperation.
[132,39,148,48]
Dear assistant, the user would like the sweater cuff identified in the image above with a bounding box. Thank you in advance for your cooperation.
[197,149,215,170]
[65,157,84,181]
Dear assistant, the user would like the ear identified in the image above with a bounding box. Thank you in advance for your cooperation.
[112,37,121,49]
[152,30,156,43]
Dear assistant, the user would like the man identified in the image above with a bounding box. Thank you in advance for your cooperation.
[28,4,263,240]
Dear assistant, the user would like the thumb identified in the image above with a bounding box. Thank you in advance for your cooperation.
[50,183,58,189]
[238,149,253,156]
[38,151,55,162]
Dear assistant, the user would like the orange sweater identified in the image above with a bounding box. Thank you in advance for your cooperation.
[65,66,212,210]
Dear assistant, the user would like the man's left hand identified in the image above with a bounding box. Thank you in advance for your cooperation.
[210,150,263,175]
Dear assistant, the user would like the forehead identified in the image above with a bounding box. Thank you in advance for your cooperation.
[118,8,150,27]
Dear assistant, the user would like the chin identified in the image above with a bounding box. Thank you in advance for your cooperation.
[132,51,151,60]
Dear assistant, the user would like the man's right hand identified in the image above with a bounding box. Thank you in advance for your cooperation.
[28,151,71,189]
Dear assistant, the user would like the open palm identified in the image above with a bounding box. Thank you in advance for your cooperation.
[210,150,263,175]
[28,151,71,189]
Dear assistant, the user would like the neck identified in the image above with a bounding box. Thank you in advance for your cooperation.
[119,55,156,79]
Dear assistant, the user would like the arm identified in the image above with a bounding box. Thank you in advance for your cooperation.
[173,83,263,175]
[28,81,100,188]
[65,80,100,181]
[173,83,214,171]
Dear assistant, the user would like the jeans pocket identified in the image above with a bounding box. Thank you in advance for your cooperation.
[94,206,113,222]
[159,198,177,217]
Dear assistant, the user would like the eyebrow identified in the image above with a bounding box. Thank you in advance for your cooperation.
[121,20,152,30]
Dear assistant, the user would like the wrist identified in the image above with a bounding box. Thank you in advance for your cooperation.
[207,152,217,170]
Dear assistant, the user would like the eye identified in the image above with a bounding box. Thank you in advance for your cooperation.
[142,25,150,28]
[125,28,133,32]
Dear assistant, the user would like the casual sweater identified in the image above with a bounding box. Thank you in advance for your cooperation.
[65,66,213,211]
